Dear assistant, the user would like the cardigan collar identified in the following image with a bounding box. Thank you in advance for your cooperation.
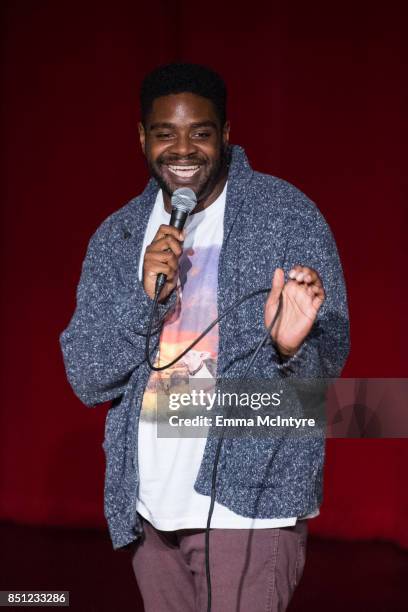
[124,144,254,241]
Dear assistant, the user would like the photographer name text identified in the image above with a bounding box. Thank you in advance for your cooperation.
[168,415,316,428]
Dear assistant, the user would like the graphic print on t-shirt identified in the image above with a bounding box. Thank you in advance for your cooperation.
[141,243,221,419]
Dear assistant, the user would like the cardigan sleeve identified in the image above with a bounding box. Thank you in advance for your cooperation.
[275,201,350,379]
[59,218,175,407]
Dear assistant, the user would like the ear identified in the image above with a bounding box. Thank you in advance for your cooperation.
[223,120,231,145]
[138,122,146,155]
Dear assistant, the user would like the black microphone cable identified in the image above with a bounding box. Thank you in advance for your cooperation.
[144,286,277,370]
[203,295,282,612]
[144,282,283,612]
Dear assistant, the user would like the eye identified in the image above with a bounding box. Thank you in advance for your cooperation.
[156,132,174,139]
[192,131,211,139]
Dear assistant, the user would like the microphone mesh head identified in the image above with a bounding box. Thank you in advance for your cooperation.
[171,188,197,214]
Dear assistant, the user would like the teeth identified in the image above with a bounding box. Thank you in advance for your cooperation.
[168,165,199,170]
[167,165,200,178]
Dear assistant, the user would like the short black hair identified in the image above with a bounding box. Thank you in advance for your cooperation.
[140,62,227,127]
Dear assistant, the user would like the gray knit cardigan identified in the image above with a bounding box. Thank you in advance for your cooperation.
[60,145,350,549]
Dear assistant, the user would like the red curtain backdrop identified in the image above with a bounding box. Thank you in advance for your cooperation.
[1,0,407,547]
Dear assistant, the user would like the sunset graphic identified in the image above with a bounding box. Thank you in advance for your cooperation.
[141,244,221,418]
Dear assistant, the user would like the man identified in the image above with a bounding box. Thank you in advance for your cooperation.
[60,63,349,611]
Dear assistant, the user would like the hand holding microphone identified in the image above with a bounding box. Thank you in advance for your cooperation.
[143,188,196,302]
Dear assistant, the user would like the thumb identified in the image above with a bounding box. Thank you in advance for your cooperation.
[266,268,285,307]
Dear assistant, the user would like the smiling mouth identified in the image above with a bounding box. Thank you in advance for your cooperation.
[166,164,201,178]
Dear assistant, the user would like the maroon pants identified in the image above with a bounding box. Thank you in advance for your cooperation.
[131,514,308,612]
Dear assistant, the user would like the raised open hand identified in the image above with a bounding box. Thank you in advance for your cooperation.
[264,266,325,358]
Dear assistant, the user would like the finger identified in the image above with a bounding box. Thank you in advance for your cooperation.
[163,254,179,274]
[302,267,323,286]
[312,293,325,311]
[145,261,174,277]
[289,265,322,286]
[147,235,183,256]
[145,250,179,267]
[308,283,325,298]
[154,224,184,240]
[144,259,179,281]
[288,265,310,283]
[288,264,303,280]
[287,280,325,303]
[302,280,325,298]
[148,235,183,254]
[313,286,325,301]
[144,260,178,280]
[152,224,184,243]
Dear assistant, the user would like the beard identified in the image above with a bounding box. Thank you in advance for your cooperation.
[146,143,230,201]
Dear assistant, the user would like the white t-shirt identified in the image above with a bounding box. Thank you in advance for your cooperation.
[136,184,318,530]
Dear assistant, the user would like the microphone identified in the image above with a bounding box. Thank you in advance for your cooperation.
[155,187,197,297]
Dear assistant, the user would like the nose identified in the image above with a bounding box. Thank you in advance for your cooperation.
[169,132,197,157]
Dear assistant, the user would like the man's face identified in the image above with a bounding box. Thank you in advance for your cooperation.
[139,92,230,201]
